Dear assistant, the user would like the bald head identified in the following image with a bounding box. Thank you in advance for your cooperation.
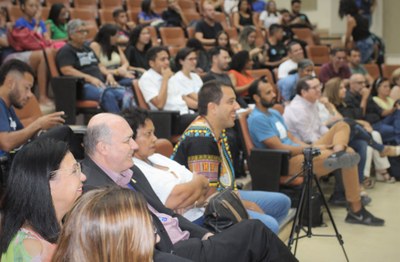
[84,113,126,156]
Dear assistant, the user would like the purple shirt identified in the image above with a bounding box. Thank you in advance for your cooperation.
[319,62,351,84]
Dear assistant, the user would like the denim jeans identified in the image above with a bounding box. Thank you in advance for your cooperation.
[351,124,385,152]
[349,138,368,183]
[373,110,400,145]
[82,83,125,113]
[239,190,291,234]
[356,36,374,64]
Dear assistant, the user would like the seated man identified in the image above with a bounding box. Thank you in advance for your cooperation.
[277,42,305,80]
[319,48,351,84]
[81,112,298,262]
[348,47,373,85]
[172,80,291,234]
[277,59,314,103]
[195,1,223,46]
[138,46,197,133]
[113,8,136,46]
[247,76,384,226]
[0,60,82,182]
[57,19,126,113]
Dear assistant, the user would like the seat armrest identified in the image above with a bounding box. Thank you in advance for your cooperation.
[248,148,291,192]
[51,76,84,124]
[148,110,181,139]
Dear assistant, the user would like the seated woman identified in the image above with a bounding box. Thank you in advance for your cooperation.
[46,3,68,41]
[125,25,153,74]
[138,0,163,26]
[390,68,400,101]
[0,138,86,261]
[124,109,209,223]
[90,24,135,88]
[186,38,210,75]
[232,0,256,32]
[237,26,267,69]
[169,48,203,111]
[258,0,281,31]
[215,31,236,57]
[6,0,53,107]
[323,77,399,184]
[52,187,155,262]
[368,77,400,146]
[228,50,255,97]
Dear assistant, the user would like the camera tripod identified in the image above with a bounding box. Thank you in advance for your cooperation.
[286,148,349,262]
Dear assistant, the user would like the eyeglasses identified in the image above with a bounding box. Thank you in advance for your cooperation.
[308,84,322,91]
[75,29,89,35]
[50,162,81,177]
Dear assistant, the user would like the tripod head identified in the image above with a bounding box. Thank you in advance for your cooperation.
[303,147,321,164]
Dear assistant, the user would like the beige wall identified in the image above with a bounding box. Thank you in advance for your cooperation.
[382,0,400,56]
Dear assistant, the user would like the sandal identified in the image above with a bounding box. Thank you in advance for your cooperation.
[375,172,396,183]
[363,177,375,189]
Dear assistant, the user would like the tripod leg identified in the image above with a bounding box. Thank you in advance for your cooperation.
[314,176,350,262]
[288,171,307,253]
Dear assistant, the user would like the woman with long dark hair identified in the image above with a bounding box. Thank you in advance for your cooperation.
[46,3,68,40]
[138,0,163,26]
[232,0,256,32]
[125,25,153,73]
[228,50,255,96]
[0,139,86,261]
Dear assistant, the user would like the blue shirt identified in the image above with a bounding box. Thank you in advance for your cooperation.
[247,108,299,149]
[0,98,23,157]
[15,17,47,35]
[277,73,299,102]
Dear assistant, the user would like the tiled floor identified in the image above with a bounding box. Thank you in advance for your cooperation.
[291,180,400,262]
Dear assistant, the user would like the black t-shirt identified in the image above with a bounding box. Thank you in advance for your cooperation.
[265,40,287,62]
[162,8,183,27]
[195,19,223,40]
[56,43,104,82]
[203,71,233,87]
[352,14,370,41]
[125,45,149,70]
[341,90,381,124]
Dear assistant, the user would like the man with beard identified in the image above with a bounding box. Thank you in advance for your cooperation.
[319,48,351,84]
[195,1,223,46]
[247,76,385,226]
[172,80,291,234]
[0,60,78,184]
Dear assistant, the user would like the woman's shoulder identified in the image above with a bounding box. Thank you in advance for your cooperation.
[2,228,43,261]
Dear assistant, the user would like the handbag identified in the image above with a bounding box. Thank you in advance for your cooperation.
[7,27,52,51]
[203,188,249,233]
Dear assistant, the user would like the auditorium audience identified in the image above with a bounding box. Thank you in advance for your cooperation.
[348,47,373,84]
[232,0,256,32]
[259,0,281,31]
[125,25,153,73]
[215,30,235,57]
[237,26,267,69]
[113,8,136,46]
[46,3,68,41]
[203,46,233,87]
[0,139,86,261]
[81,112,298,262]
[162,0,188,28]
[390,68,400,101]
[53,187,155,262]
[186,38,210,74]
[247,76,385,226]
[264,24,288,69]
[138,0,163,26]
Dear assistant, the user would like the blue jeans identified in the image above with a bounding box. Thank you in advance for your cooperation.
[373,110,400,145]
[349,138,368,183]
[82,83,125,113]
[356,36,374,64]
[239,190,291,234]
[351,124,384,152]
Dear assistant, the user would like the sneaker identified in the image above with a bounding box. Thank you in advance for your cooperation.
[345,207,384,226]
[323,151,360,170]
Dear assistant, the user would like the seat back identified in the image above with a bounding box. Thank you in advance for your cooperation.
[292,28,315,46]
[225,27,238,41]
[364,63,381,79]
[213,11,229,29]
[178,0,197,13]
[133,80,150,110]
[45,0,71,8]
[382,64,400,79]
[14,96,42,127]
[306,45,330,65]
[159,27,186,48]
[237,109,255,159]
[153,0,168,14]
[98,9,114,25]
[74,0,98,9]
[99,0,123,9]
[183,11,201,25]
[155,138,174,157]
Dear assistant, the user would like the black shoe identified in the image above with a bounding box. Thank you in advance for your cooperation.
[323,151,360,170]
[345,207,384,226]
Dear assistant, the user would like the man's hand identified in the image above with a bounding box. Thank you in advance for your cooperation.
[35,111,65,130]
[161,67,174,80]
[360,87,371,100]
[201,232,214,240]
